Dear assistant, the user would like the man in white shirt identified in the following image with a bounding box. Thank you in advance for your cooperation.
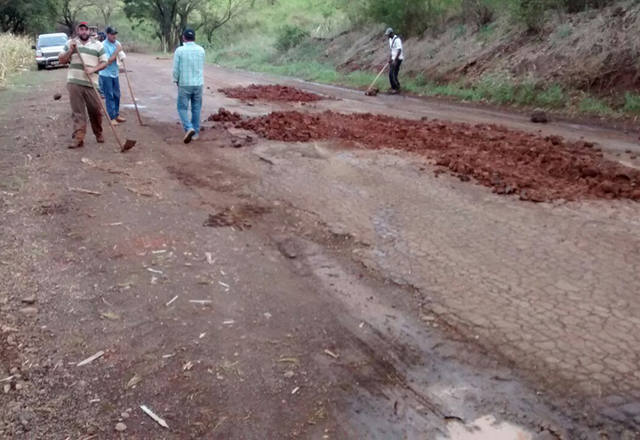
[385,28,404,94]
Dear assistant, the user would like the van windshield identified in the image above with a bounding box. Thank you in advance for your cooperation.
[38,35,67,47]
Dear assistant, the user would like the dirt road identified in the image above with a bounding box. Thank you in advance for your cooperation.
[0,57,639,439]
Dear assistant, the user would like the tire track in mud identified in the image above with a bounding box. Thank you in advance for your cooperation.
[279,235,577,439]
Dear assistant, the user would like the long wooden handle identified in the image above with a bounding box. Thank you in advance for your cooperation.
[367,64,388,91]
[122,59,143,126]
[74,44,124,150]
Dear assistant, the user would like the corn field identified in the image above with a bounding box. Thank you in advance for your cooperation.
[0,33,33,88]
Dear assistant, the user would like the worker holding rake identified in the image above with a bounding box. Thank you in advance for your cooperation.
[58,22,108,149]
[385,28,404,94]
[99,26,127,126]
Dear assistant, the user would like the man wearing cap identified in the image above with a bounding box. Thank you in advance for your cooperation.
[172,28,205,144]
[99,27,126,125]
[384,28,404,94]
[58,22,108,149]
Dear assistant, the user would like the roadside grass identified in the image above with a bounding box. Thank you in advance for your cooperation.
[579,96,617,116]
[208,36,633,118]
[623,92,640,115]
[0,33,33,88]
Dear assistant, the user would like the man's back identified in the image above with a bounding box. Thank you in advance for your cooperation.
[173,42,205,87]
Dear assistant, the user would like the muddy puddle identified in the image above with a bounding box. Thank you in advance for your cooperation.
[442,415,532,439]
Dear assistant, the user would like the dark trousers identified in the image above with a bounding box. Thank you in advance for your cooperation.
[67,83,102,141]
[99,75,121,120]
[389,60,402,90]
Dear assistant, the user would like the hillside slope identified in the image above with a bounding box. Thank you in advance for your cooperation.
[328,2,640,95]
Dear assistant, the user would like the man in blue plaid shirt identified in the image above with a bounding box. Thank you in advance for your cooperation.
[173,28,205,144]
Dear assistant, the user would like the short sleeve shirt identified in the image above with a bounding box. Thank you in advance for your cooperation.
[99,39,121,78]
[389,36,404,61]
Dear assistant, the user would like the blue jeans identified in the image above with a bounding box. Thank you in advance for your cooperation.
[99,75,120,120]
[177,86,203,134]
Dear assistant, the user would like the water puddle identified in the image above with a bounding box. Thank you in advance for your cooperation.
[441,415,532,440]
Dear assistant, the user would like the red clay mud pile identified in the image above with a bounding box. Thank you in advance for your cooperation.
[237,110,640,202]
[220,84,323,102]
[207,108,242,122]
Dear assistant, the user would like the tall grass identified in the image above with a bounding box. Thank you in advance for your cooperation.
[623,92,640,115]
[0,34,33,88]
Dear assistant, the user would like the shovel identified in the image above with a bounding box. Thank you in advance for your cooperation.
[74,45,136,152]
[121,58,144,126]
[365,63,388,96]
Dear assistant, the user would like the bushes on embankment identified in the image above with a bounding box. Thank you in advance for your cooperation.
[339,0,625,36]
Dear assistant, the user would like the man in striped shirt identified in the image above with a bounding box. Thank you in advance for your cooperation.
[59,22,108,149]
[172,28,205,144]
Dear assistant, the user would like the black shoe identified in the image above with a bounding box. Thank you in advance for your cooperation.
[183,129,195,144]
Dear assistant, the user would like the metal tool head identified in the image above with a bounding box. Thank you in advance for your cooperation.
[121,139,137,152]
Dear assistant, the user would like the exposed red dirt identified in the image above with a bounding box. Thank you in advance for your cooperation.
[207,107,242,122]
[219,84,324,102]
[236,110,640,202]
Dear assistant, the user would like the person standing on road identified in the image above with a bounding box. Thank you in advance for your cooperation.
[172,28,205,144]
[58,22,108,149]
[99,27,126,125]
[385,28,404,94]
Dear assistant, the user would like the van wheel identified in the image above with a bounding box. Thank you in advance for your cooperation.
[37,64,44,71]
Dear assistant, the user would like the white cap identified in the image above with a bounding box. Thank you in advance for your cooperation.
[384,27,393,36]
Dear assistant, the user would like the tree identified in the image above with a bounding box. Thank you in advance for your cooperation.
[123,0,181,51]
[58,0,92,34]
[176,0,204,45]
[93,0,123,26]
[197,0,248,43]
[0,0,58,34]
[122,0,246,51]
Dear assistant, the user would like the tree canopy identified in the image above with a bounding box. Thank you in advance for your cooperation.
[122,0,246,51]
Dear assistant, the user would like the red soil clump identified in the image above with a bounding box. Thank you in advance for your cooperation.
[208,108,242,122]
[220,84,323,102]
[236,110,640,202]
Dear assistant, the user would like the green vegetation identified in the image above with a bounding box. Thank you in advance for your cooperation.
[275,25,310,52]
[579,96,616,116]
[623,92,640,115]
[0,0,57,35]
[0,34,33,88]
[336,0,618,36]
[356,0,444,36]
